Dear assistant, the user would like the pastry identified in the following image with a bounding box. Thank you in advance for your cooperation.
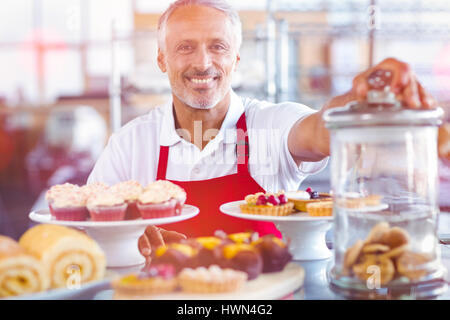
[227,232,258,244]
[286,188,332,212]
[306,201,333,216]
[343,239,364,276]
[46,184,89,221]
[336,192,382,208]
[219,243,263,280]
[19,224,106,289]
[240,192,294,216]
[152,243,198,273]
[352,254,395,285]
[396,251,433,281]
[86,190,127,221]
[189,237,225,267]
[138,180,186,219]
[0,235,49,297]
[178,265,247,293]
[80,182,109,197]
[252,235,292,273]
[112,264,177,299]
[380,227,410,248]
[110,180,144,220]
[365,222,390,244]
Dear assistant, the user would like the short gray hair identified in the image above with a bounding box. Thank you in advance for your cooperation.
[157,0,242,52]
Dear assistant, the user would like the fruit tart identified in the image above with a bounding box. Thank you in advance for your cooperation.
[252,234,292,273]
[110,180,144,220]
[240,192,294,216]
[137,180,186,219]
[112,264,178,299]
[152,243,198,273]
[285,187,332,212]
[218,243,263,280]
[178,265,247,293]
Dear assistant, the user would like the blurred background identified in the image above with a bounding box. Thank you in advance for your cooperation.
[1,0,450,239]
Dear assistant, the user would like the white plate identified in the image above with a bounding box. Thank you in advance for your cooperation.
[94,263,304,300]
[219,200,333,222]
[28,206,199,267]
[5,271,117,300]
[220,201,332,260]
[29,205,199,228]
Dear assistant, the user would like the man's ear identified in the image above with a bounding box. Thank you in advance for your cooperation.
[234,53,240,72]
[157,49,167,73]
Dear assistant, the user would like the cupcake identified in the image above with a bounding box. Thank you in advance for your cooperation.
[80,182,109,197]
[86,190,127,221]
[137,180,186,219]
[178,265,247,293]
[152,243,198,273]
[112,264,178,299]
[219,243,263,280]
[252,234,292,273]
[110,180,144,220]
[46,184,89,221]
[285,188,332,212]
[240,191,294,216]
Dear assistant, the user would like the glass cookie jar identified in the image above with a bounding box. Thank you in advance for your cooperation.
[324,70,447,298]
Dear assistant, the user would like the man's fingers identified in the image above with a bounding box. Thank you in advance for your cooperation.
[401,74,421,109]
[138,234,151,257]
[144,225,165,248]
[417,81,437,109]
[160,229,187,244]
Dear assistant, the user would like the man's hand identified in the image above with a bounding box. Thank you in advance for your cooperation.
[289,57,439,162]
[352,57,437,110]
[137,226,187,260]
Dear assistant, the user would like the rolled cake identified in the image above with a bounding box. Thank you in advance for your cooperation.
[19,224,106,289]
[0,235,49,297]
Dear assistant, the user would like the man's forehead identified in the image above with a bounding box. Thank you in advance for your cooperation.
[166,5,233,34]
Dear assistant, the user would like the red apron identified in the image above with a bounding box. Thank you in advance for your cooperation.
[156,112,281,238]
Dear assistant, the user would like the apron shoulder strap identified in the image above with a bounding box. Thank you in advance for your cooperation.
[236,112,250,174]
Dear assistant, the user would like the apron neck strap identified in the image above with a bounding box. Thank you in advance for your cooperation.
[157,111,249,180]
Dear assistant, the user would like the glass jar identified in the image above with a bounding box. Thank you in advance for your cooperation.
[324,70,447,298]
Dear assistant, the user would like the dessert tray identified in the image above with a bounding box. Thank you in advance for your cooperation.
[220,200,333,261]
[29,205,199,267]
[94,262,304,300]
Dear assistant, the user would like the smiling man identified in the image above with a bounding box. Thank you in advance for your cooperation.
[87,0,437,257]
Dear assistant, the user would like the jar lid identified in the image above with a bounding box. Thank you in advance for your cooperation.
[323,70,444,129]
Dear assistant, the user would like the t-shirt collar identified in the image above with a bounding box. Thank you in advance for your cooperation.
[159,90,245,147]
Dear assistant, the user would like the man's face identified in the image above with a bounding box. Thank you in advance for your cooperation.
[158,5,240,110]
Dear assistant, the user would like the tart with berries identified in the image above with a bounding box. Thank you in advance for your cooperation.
[240,192,294,216]
[112,264,178,299]
[285,187,332,212]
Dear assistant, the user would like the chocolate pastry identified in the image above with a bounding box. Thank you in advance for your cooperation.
[252,235,292,273]
[151,243,198,273]
[219,243,263,280]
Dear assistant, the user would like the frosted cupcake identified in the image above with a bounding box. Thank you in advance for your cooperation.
[80,182,109,199]
[110,180,144,220]
[87,190,127,221]
[46,184,89,221]
[137,180,186,219]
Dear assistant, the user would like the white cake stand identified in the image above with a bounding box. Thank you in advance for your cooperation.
[220,200,333,261]
[29,205,199,268]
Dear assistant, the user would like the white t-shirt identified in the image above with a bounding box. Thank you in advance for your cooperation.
[87,90,328,192]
